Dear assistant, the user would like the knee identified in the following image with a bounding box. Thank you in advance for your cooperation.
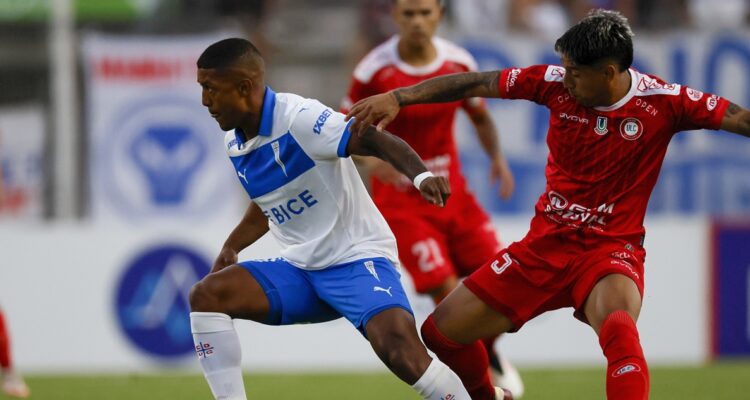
[189,278,222,313]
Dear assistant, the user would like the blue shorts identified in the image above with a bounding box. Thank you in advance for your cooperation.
[240,257,413,335]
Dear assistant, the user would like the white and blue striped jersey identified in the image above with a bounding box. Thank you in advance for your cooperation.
[225,87,399,270]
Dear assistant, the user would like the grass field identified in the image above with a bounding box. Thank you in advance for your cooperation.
[14,361,750,399]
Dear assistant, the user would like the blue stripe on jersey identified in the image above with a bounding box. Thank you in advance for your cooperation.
[337,119,354,158]
[258,87,276,137]
[230,132,315,198]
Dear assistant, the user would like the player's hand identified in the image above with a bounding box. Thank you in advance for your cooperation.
[345,91,401,136]
[418,176,451,207]
[490,156,515,200]
[211,247,238,273]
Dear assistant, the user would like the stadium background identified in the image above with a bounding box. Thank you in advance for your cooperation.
[0,0,749,399]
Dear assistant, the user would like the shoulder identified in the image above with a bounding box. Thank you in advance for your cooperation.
[435,37,478,71]
[353,36,399,83]
[632,70,681,97]
[433,37,479,71]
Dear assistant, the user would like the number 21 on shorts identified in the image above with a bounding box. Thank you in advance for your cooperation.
[411,238,445,272]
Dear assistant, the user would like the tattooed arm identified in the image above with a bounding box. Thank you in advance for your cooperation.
[720,102,750,138]
[346,71,502,135]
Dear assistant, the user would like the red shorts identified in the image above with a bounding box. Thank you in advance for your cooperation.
[382,191,502,294]
[463,231,646,331]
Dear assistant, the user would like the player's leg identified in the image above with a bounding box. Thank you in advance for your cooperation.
[584,274,647,400]
[189,259,339,400]
[576,247,648,400]
[421,283,514,400]
[313,257,471,400]
[365,308,473,399]
[189,265,267,400]
[0,308,29,399]
[446,194,524,397]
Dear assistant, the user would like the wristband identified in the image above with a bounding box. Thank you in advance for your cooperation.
[413,171,434,190]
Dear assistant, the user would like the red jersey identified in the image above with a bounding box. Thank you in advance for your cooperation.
[342,35,485,210]
[498,65,729,242]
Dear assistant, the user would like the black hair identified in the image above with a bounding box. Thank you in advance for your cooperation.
[197,38,263,70]
[554,9,634,71]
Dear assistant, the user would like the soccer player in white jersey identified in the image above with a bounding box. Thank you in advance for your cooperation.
[189,38,491,400]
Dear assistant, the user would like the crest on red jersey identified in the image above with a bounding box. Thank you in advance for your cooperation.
[620,118,643,141]
[594,116,609,135]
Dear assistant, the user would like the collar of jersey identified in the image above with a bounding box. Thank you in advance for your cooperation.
[234,86,276,146]
[594,69,636,112]
[390,35,446,76]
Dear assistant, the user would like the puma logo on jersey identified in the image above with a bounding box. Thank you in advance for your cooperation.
[373,286,392,296]
[271,141,288,176]
[237,169,248,184]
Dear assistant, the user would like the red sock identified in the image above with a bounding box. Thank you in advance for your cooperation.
[0,310,11,369]
[421,315,495,400]
[599,311,649,400]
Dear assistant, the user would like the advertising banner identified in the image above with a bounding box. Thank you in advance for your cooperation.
[83,33,244,223]
[0,105,45,221]
[712,221,750,357]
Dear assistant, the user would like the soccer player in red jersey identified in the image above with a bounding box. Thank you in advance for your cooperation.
[346,9,750,400]
[341,0,521,395]
[0,307,29,398]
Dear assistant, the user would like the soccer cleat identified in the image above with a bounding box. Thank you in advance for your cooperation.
[2,372,30,398]
[490,353,524,398]
[495,386,513,400]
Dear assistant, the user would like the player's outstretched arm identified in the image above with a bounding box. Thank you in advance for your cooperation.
[346,71,502,135]
[468,107,515,200]
[212,201,269,273]
[347,125,451,207]
[720,102,750,138]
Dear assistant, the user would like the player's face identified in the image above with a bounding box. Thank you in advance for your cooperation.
[560,56,611,108]
[393,0,443,46]
[197,68,250,131]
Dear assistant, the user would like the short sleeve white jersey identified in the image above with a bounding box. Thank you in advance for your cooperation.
[224,87,399,269]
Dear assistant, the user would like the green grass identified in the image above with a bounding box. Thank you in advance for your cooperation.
[13,362,750,399]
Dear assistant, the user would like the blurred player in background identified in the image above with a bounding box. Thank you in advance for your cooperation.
[346,9,750,399]
[0,141,30,398]
[341,0,522,396]
[0,306,29,398]
[188,38,500,400]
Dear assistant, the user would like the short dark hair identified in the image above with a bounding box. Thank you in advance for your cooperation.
[197,38,263,70]
[554,9,634,71]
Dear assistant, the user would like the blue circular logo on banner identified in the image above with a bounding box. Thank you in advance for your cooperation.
[115,244,210,358]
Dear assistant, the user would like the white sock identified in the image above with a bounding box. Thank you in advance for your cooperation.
[190,312,247,400]
[411,358,471,400]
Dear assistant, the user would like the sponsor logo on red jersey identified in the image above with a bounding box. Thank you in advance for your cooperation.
[706,94,719,111]
[506,68,521,91]
[686,87,704,101]
[544,191,615,227]
[620,118,643,141]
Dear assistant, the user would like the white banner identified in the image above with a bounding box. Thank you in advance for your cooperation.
[83,33,245,223]
[0,218,708,372]
[0,105,45,221]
